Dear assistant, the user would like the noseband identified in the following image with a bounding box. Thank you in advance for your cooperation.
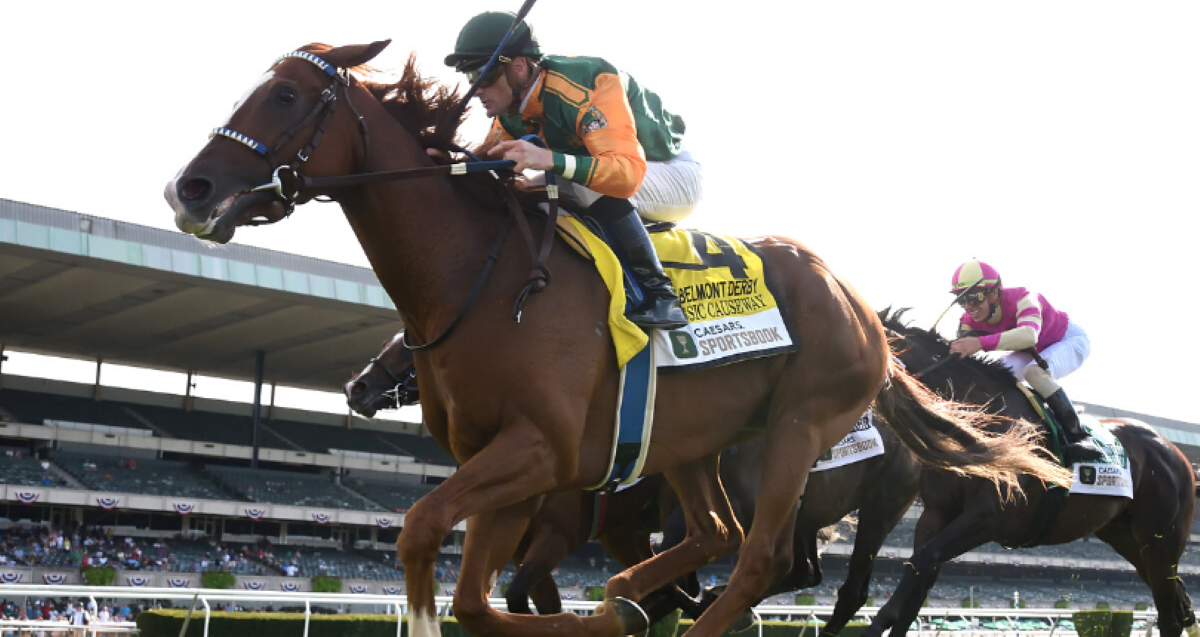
[210,51,369,217]
[369,357,419,407]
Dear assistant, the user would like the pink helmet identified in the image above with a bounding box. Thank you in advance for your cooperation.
[949,259,1001,293]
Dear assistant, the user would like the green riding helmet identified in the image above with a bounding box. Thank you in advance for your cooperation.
[444,11,542,71]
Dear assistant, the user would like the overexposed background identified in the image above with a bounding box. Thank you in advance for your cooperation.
[2,1,1196,421]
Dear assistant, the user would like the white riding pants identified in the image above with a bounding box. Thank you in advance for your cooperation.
[1000,320,1091,383]
[555,150,704,223]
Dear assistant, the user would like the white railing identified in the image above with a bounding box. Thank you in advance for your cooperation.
[0,585,1160,637]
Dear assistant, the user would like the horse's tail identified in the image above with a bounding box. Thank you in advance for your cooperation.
[873,361,1074,496]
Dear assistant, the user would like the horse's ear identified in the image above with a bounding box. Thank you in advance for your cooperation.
[325,40,392,69]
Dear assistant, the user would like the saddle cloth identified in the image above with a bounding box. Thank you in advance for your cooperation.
[557,217,797,372]
[1017,385,1132,498]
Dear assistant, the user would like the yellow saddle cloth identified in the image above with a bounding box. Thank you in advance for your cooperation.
[557,217,796,371]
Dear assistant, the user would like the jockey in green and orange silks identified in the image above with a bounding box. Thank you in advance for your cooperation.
[948,259,1102,461]
[441,11,701,331]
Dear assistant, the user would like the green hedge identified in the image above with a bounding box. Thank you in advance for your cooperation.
[585,587,605,602]
[1011,599,1027,609]
[1111,611,1134,637]
[676,619,870,637]
[138,610,872,637]
[649,609,681,637]
[795,593,817,605]
[961,597,980,608]
[82,566,116,586]
[1073,610,1114,637]
[1055,600,1071,609]
[311,576,343,593]
[201,571,236,590]
[1134,603,1149,611]
[1097,602,1112,610]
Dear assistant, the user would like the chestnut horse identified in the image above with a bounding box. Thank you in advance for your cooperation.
[345,335,917,632]
[166,41,1069,636]
[876,309,1198,637]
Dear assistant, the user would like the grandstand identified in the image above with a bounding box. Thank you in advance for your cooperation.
[2,198,1199,604]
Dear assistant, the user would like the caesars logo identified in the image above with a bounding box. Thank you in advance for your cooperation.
[670,331,699,359]
[1079,465,1097,485]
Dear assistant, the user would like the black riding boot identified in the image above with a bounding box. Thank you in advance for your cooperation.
[1046,388,1104,462]
[592,198,687,331]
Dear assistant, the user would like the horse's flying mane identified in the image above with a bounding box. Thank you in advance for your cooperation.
[300,45,470,151]
[879,306,1017,386]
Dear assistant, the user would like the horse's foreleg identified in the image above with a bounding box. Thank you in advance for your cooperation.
[507,514,574,615]
[397,422,558,637]
[864,505,992,637]
[453,503,627,637]
[824,496,915,636]
[603,454,742,604]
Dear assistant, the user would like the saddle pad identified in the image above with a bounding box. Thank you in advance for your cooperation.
[1069,415,1133,499]
[652,228,797,371]
[556,218,796,371]
[811,411,885,473]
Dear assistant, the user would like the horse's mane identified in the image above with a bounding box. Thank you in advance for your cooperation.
[879,307,1017,387]
[360,54,469,151]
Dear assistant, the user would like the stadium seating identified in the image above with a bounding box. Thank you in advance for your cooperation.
[131,403,294,448]
[345,479,433,512]
[0,388,152,431]
[49,452,236,500]
[204,465,384,511]
[0,452,58,487]
[267,545,403,580]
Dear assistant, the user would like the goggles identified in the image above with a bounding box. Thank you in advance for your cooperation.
[464,63,504,88]
[957,289,991,307]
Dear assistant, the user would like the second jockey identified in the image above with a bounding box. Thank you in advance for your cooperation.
[948,259,1103,461]
[442,11,702,330]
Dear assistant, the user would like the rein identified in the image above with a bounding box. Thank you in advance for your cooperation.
[215,50,561,349]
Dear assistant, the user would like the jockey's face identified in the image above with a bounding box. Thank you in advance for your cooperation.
[474,66,514,117]
[962,287,1000,322]
[473,57,536,118]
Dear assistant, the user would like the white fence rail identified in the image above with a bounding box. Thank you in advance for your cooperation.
[0,585,1161,637]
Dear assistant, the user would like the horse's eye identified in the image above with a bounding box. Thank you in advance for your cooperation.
[276,89,297,105]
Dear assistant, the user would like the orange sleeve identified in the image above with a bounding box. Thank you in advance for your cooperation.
[573,73,647,199]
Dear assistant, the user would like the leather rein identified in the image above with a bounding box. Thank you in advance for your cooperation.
[213,50,559,351]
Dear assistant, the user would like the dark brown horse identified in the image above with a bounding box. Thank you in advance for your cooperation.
[166,41,1069,637]
[875,309,1198,637]
[345,330,419,419]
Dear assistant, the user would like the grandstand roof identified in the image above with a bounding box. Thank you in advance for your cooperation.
[0,199,401,392]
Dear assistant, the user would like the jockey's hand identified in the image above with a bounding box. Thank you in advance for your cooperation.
[949,337,983,357]
[489,140,554,173]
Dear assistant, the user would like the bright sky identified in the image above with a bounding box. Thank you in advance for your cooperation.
[2,1,1197,423]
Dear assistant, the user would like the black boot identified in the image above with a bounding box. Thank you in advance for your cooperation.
[597,203,687,331]
[1045,388,1104,462]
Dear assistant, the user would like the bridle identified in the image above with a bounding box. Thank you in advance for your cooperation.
[210,51,370,218]
[209,49,561,351]
[368,357,419,407]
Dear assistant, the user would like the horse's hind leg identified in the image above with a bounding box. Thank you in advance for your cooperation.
[687,413,847,637]
[1099,486,1197,637]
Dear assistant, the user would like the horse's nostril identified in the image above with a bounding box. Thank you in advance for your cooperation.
[349,382,365,396]
[180,178,212,202]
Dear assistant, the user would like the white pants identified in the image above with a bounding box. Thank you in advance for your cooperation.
[557,151,703,223]
[1000,321,1091,382]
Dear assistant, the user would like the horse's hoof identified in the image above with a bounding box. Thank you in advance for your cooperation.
[598,597,650,636]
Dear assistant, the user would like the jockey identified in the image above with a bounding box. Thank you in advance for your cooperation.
[442,11,702,330]
[947,259,1103,461]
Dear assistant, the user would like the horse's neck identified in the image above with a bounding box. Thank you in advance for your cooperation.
[337,97,502,336]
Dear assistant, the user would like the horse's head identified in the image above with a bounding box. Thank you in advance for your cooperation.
[345,330,419,418]
[165,41,391,243]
